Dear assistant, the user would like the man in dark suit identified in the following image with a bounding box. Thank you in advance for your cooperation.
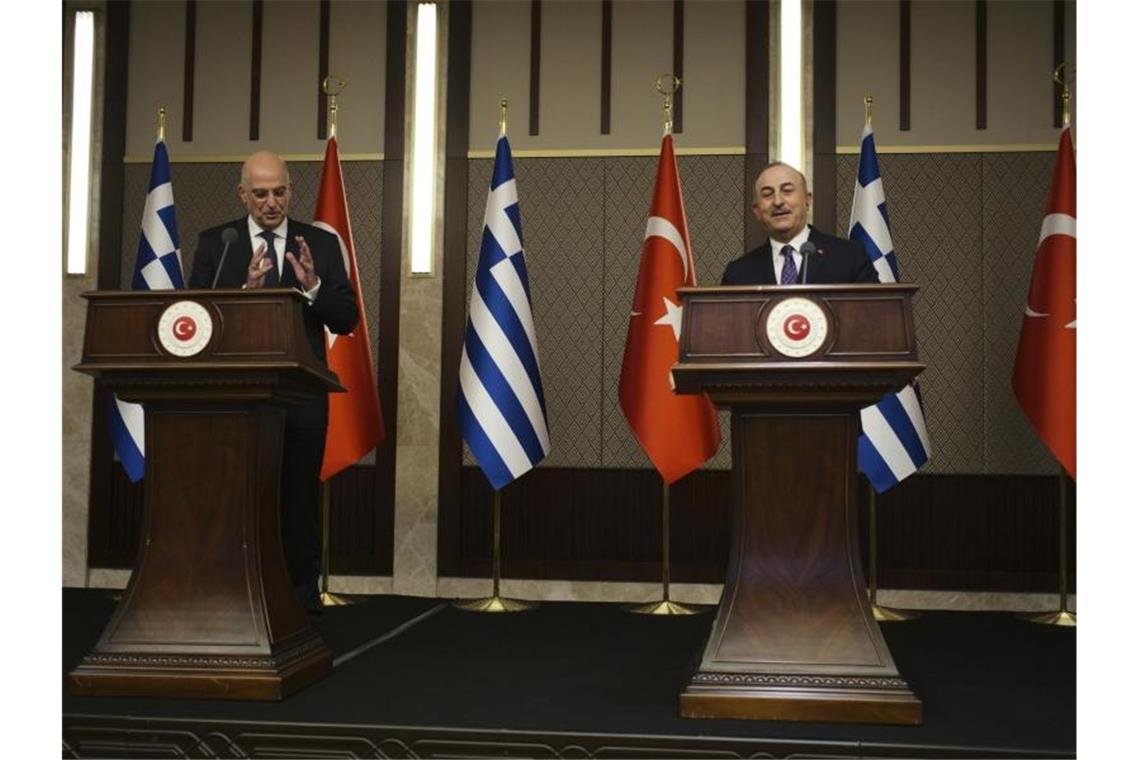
[721,161,880,286]
[188,150,358,613]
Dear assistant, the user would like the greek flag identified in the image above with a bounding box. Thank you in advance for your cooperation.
[109,139,185,482]
[849,123,931,492]
[458,136,551,491]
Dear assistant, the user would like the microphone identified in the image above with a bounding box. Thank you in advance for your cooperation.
[211,227,240,288]
[799,241,818,284]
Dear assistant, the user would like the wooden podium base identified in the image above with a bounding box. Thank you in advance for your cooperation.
[68,633,331,701]
[679,411,922,725]
[68,403,332,701]
[680,677,921,724]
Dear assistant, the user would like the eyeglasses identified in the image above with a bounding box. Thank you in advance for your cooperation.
[248,186,289,202]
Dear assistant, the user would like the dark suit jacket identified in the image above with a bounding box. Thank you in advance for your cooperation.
[720,226,880,286]
[188,217,358,429]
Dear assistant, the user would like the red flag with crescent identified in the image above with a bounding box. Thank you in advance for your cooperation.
[315,137,385,481]
[618,135,721,484]
[1012,127,1076,478]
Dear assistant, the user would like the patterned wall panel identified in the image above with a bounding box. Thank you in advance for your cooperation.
[836,152,1057,476]
[119,158,386,461]
[981,152,1057,475]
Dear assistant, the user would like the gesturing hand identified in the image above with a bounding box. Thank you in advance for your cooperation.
[245,242,273,289]
[286,235,320,291]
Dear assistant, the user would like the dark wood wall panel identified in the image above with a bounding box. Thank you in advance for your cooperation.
[976,0,987,130]
[743,0,769,252]
[249,0,263,140]
[899,0,910,132]
[182,0,196,142]
[812,0,837,236]
[445,468,1075,593]
[529,0,542,136]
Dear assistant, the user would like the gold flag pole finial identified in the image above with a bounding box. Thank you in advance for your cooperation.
[157,107,166,142]
[655,74,681,137]
[864,95,873,127]
[1053,63,1074,128]
[323,75,347,139]
[499,98,508,138]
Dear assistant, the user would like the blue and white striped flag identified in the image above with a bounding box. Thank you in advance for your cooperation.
[108,138,184,482]
[458,135,550,491]
[849,122,931,492]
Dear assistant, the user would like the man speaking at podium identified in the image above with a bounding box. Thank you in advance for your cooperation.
[722,162,879,286]
[188,150,357,613]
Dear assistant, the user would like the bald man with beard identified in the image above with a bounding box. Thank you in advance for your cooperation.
[189,150,357,613]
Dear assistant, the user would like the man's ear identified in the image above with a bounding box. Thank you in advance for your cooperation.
[804,190,813,209]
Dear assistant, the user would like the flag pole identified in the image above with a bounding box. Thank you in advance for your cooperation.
[867,479,919,622]
[157,106,166,142]
[1019,65,1075,628]
[626,476,704,615]
[454,485,537,613]
[316,74,357,609]
[627,74,707,617]
[1022,468,1076,626]
[319,485,353,610]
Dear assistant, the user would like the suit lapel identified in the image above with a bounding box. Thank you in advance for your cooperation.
[758,241,777,284]
[228,222,253,288]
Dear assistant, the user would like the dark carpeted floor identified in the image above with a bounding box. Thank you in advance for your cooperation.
[62,588,1075,755]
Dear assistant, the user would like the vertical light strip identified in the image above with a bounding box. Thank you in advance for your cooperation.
[409,2,439,275]
[66,11,95,275]
[778,0,802,167]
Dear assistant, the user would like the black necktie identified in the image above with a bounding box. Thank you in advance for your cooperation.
[259,230,279,286]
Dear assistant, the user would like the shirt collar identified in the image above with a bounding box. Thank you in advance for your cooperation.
[774,225,811,253]
[247,215,288,240]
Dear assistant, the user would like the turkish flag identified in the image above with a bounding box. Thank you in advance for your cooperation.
[618,135,721,484]
[1012,127,1076,478]
[315,137,385,481]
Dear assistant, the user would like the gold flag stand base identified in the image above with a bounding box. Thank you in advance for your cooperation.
[872,604,921,622]
[454,490,536,614]
[625,599,708,616]
[1020,609,1076,627]
[320,591,357,607]
[454,595,536,613]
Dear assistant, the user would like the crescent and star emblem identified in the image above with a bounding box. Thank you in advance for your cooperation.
[783,314,810,342]
[172,316,197,341]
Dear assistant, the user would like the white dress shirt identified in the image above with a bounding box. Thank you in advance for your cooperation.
[246,216,321,300]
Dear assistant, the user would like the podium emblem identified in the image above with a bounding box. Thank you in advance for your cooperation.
[766,297,828,358]
[157,300,213,357]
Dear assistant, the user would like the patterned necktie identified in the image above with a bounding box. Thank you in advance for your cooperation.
[259,230,279,286]
[779,244,798,285]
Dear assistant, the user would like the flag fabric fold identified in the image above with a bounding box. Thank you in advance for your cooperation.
[458,135,551,491]
[110,138,185,482]
[849,123,932,493]
[1012,127,1076,478]
[315,136,385,481]
[618,134,721,484]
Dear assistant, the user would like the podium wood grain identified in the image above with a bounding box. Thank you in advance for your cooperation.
[69,289,341,700]
[674,285,924,724]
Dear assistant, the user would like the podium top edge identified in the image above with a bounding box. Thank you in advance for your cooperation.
[80,288,312,301]
[677,284,919,294]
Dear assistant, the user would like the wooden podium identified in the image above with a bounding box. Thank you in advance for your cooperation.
[69,289,340,700]
[673,284,924,725]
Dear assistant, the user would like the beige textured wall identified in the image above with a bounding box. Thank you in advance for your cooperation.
[836,0,1076,148]
[125,0,386,158]
[469,0,746,152]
